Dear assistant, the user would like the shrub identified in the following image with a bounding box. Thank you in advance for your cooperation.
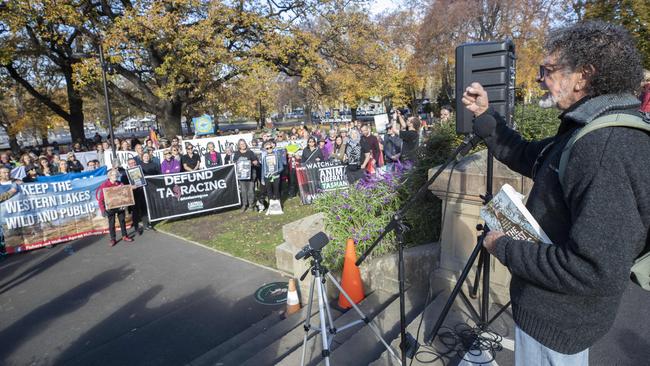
[314,168,405,270]
[514,104,561,140]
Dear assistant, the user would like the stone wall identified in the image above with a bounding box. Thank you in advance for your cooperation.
[428,149,533,301]
[275,213,439,304]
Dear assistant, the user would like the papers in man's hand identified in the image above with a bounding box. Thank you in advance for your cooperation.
[480,184,552,244]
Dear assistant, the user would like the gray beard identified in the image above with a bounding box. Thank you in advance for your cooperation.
[538,93,557,109]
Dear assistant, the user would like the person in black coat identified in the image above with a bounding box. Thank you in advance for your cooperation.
[140,152,161,176]
[66,153,84,173]
[301,136,323,164]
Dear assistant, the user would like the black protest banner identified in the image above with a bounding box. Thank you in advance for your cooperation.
[143,164,240,221]
[296,161,349,204]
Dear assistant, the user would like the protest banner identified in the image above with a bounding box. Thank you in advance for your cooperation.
[143,164,240,221]
[104,150,138,168]
[0,167,132,253]
[151,149,166,164]
[181,133,253,167]
[296,161,349,204]
[192,114,215,135]
[374,114,389,134]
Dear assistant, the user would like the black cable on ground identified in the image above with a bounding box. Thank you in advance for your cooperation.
[414,323,503,365]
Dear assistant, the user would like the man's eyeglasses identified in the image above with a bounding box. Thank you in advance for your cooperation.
[537,64,564,82]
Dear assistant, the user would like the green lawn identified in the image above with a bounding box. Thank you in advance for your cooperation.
[156,196,315,268]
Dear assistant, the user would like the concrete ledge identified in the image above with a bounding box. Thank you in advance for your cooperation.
[275,242,294,274]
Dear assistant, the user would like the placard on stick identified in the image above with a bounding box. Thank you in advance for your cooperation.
[104,185,135,210]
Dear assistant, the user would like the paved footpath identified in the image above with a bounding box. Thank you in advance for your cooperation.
[0,231,286,366]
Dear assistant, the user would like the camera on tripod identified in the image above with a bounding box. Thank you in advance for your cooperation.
[293,232,402,366]
[294,232,329,261]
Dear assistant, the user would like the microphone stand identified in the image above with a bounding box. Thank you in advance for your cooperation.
[356,134,482,365]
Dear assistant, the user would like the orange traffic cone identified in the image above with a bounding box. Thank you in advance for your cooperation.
[286,278,301,316]
[338,239,365,309]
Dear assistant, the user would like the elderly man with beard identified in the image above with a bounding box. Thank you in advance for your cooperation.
[463,21,650,365]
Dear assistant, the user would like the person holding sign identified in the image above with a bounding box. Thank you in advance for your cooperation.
[204,142,223,168]
[233,139,258,212]
[261,140,285,203]
[97,168,134,246]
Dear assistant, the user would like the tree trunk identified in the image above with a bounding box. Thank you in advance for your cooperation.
[211,105,219,133]
[64,71,85,143]
[8,133,20,155]
[383,98,393,122]
[304,105,312,125]
[40,131,49,146]
[185,113,193,136]
[159,100,183,138]
[351,107,358,122]
[257,99,266,130]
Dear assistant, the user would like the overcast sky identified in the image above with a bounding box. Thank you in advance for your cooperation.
[369,0,401,15]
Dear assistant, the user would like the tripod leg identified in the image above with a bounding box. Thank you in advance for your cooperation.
[315,276,331,366]
[425,235,484,344]
[320,279,336,333]
[326,272,402,365]
[470,248,485,299]
[301,275,317,366]
[398,242,407,366]
[481,248,491,325]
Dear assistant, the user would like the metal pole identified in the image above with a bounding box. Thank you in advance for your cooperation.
[397,229,407,366]
[98,43,116,161]
[481,149,495,325]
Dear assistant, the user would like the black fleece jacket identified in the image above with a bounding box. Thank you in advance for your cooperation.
[475,94,650,354]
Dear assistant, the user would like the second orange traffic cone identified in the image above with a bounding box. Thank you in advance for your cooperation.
[338,238,365,309]
[286,278,301,316]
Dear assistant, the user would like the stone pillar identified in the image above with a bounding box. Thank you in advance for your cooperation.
[428,149,533,300]
[275,213,327,304]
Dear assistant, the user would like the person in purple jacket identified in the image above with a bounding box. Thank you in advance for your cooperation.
[321,128,337,159]
[161,149,181,174]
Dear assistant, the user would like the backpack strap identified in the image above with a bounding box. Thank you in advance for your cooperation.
[558,113,649,185]
[557,113,650,290]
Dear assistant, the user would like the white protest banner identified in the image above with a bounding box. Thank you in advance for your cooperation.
[181,133,254,167]
[151,149,166,164]
[104,150,138,169]
[374,114,389,134]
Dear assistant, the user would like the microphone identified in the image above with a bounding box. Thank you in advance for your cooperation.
[295,232,329,260]
[457,113,497,157]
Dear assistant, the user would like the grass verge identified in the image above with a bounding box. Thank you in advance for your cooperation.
[156,196,315,268]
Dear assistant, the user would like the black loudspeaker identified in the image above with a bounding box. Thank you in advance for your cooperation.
[455,40,516,134]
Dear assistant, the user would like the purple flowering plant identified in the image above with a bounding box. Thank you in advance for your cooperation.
[313,165,409,270]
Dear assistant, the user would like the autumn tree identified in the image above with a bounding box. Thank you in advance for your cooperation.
[584,0,650,69]
[0,73,67,152]
[416,0,560,106]
[0,0,90,142]
[71,0,324,137]
[300,6,410,120]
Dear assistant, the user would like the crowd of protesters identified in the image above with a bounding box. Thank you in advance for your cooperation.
[0,111,433,212]
[0,108,464,249]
